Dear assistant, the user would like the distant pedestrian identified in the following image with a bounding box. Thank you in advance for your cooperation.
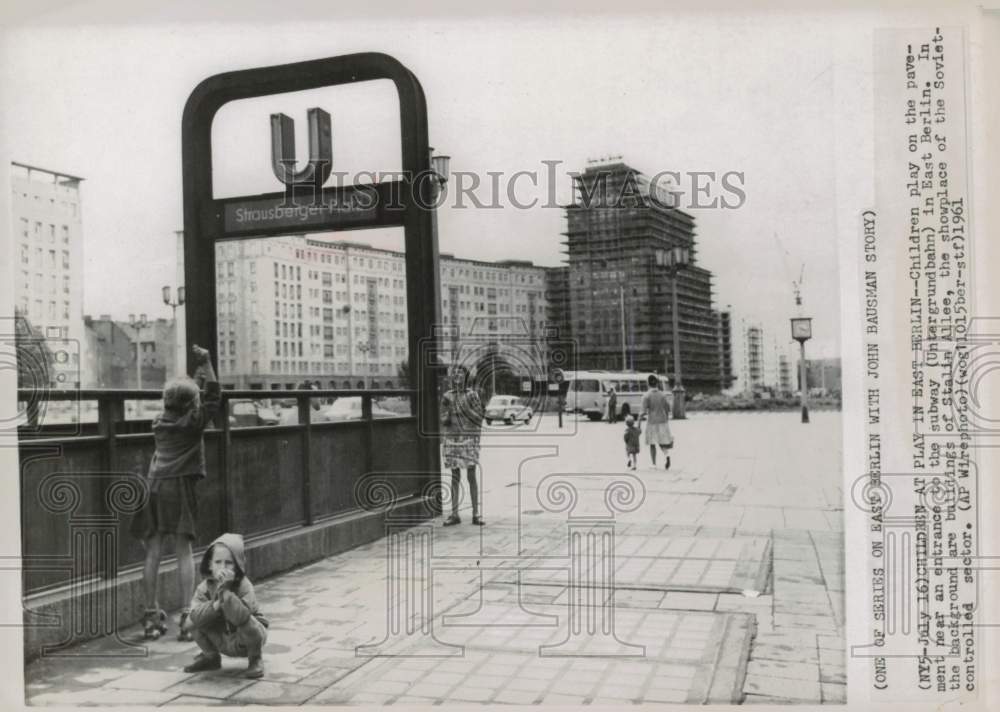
[641,374,673,469]
[623,414,641,470]
[606,387,618,424]
[182,533,269,679]
[130,345,219,641]
[441,364,485,526]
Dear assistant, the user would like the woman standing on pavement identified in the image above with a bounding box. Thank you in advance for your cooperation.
[641,374,674,469]
[440,364,485,526]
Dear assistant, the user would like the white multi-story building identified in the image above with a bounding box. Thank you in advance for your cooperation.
[10,162,85,387]
[213,236,550,390]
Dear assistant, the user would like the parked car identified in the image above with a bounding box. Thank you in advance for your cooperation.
[315,397,398,422]
[228,399,280,427]
[484,395,533,425]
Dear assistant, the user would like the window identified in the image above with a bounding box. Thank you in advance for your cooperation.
[62,250,70,269]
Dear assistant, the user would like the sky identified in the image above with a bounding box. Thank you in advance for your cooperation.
[0,3,938,362]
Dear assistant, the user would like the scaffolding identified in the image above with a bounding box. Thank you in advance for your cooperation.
[547,162,727,393]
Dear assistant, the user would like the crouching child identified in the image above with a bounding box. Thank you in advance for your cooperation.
[182,533,269,679]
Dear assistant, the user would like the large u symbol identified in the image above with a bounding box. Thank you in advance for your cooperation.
[270,107,333,186]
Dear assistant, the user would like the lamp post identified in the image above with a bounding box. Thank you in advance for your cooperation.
[357,341,373,390]
[658,245,690,419]
[162,285,186,376]
[790,317,812,423]
[430,147,450,385]
[619,285,627,371]
[128,313,148,389]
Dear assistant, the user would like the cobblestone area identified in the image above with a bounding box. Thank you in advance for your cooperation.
[25,411,843,705]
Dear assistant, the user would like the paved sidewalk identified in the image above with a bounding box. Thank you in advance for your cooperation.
[25,411,843,706]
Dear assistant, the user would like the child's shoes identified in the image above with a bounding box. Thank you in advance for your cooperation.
[183,652,222,673]
[244,655,265,679]
[142,609,168,640]
[177,610,193,642]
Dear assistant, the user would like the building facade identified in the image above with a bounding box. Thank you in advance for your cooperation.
[778,354,793,394]
[718,310,735,391]
[212,236,550,390]
[547,161,725,393]
[83,316,176,389]
[10,162,85,387]
[806,357,842,395]
[83,316,133,389]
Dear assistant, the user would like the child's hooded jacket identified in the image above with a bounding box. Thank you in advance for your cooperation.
[188,533,269,630]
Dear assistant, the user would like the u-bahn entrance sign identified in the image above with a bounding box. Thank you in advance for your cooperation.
[181,52,442,478]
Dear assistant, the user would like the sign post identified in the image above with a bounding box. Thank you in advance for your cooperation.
[181,52,441,481]
[790,317,813,424]
[550,367,566,429]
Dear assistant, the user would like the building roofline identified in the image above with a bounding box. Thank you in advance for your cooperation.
[303,236,560,270]
[11,161,85,183]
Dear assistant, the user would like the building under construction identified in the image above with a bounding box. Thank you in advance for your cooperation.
[546,161,730,394]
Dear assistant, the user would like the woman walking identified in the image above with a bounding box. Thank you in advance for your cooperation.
[641,374,674,469]
[440,365,485,526]
[606,387,618,424]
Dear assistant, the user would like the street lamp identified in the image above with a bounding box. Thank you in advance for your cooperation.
[163,285,186,376]
[658,245,690,419]
[128,313,149,389]
[429,147,450,388]
[357,341,374,390]
[791,317,812,423]
[430,151,451,189]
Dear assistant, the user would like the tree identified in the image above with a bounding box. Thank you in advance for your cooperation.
[14,308,55,390]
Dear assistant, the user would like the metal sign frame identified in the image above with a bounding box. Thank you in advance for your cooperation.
[181,52,441,478]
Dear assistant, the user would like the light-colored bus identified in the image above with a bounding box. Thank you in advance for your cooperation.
[562,370,672,421]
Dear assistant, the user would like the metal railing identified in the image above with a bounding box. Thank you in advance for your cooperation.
[17,387,425,596]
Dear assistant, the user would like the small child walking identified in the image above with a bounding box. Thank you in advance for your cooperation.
[182,533,269,679]
[130,344,219,641]
[623,415,642,470]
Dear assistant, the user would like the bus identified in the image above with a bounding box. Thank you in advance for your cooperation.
[562,370,673,421]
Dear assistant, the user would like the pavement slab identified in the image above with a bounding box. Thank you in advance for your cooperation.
[24,412,843,706]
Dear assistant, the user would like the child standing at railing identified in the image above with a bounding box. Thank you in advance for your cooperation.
[130,344,219,640]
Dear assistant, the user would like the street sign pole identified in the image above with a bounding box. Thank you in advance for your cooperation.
[550,367,567,430]
[790,317,813,424]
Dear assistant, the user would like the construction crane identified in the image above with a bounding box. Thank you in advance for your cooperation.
[772,231,805,308]
[792,263,805,307]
